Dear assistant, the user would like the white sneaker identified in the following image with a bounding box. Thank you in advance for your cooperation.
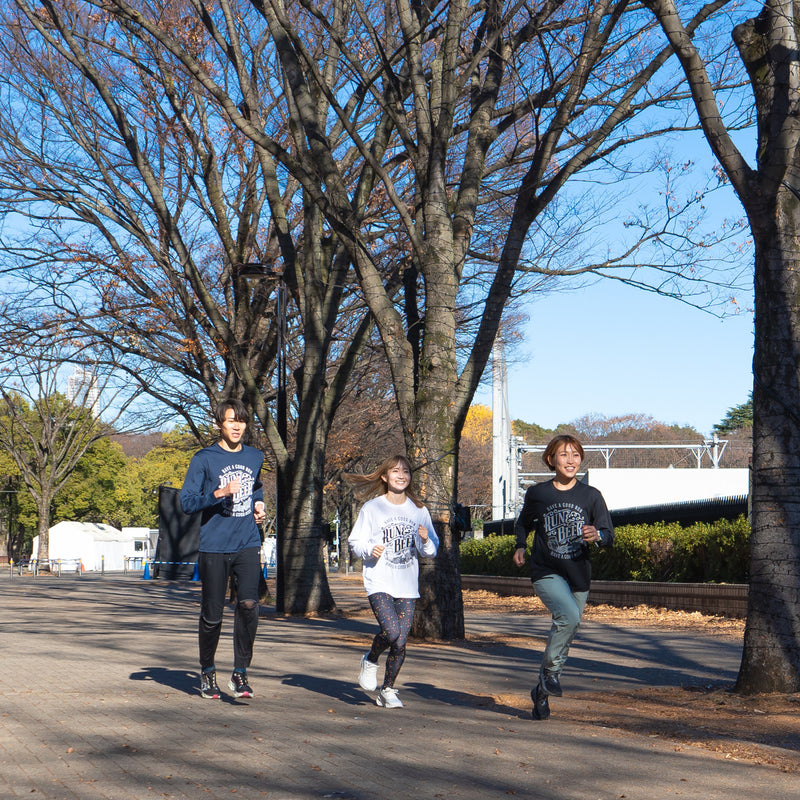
[358,654,379,692]
[376,686,403,708]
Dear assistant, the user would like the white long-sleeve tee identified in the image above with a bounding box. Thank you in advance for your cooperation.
[347,495,439,598]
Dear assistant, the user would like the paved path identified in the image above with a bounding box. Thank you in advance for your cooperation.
[0,571,794,800]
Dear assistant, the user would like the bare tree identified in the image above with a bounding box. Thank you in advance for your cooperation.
[0,1,748,632]
[219,0,746,637]
[0,0,384,611]
[646,0,800,693]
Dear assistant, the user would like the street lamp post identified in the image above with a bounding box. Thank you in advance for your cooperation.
[237,262,287,613]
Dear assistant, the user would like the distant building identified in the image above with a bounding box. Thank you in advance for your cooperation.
[66,366,100,415]
[584,468,750,512]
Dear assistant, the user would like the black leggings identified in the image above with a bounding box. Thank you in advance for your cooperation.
[198,547,260,671]
[366,593,416,689]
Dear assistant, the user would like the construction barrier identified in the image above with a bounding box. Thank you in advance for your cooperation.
[8,559,84,578]
[123,556,148,574]
[51,559,82,577]
[142,561,199,581]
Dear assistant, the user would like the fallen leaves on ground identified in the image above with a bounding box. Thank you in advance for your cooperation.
[332,576,798,771]
[464,589,799,773]
[462,589,744,635]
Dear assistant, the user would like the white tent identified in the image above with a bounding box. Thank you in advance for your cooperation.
[32,522,152,571]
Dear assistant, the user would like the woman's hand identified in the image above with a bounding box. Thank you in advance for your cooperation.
[418,524,429,542]
[513,546,526,567]
[582,524,601,544]
[371,544,386,558]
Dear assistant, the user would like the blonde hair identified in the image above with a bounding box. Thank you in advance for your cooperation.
[344,454,425,508]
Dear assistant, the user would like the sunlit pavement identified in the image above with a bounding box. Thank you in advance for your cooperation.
[0,571,793,800]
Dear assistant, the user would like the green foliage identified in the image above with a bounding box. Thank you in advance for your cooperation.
[112,434,195,528]
[460,532,532,577]
[511,419,552,443]
[713,393,753,434]
[2,424,198,535]
[590,516,751,583]
[54,438,128,526]
[460,516,751,583]
[0,471,37,554]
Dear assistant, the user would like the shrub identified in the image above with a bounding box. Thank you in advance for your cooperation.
[459,533,531,577]
[460,516,750,583]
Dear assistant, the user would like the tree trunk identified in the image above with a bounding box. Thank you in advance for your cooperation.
[415,529,464,640]
[736,196,800,693]
[281,523,334,614]
[646,0,800,695]
[407,379,465,640]
[35,505,50,570]
[281,446,335,615]
[278,326,336,614]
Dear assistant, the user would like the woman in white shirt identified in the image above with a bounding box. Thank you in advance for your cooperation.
[346,455,439,708]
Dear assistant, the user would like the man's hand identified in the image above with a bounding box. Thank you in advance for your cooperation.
[513,546,526,567]
[214,478,241,499]
[254,501,266,525]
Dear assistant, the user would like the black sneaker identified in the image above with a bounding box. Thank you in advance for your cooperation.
[200,669,221,699]
[228,671,254,698]
[542,672,563,697]
[531,683,550,720]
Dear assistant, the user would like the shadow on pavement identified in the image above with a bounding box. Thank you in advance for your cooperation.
[129,666,198,695]
[128,666,258,705]
[404,680,530,719]
[279,672,371,705]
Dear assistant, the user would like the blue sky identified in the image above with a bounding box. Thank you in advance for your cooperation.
[470,70,758,439]
[475,126,755,437]
[477,279,753,437]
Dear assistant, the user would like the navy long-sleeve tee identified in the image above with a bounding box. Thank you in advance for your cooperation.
[180,443,264,553]
[514,479,614,592]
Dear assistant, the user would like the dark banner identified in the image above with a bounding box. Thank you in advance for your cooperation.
[155,485,201,579]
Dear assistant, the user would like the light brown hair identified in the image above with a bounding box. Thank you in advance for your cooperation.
[344,454,424,508]
[542,434,585,471]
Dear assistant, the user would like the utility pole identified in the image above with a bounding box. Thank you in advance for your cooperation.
[491,339,514,520]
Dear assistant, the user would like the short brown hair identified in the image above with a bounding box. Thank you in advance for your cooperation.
[542,434,584,471]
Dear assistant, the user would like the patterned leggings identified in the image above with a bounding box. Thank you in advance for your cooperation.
[366,593,416,689]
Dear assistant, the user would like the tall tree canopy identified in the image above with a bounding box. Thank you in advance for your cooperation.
[0,0,748,630]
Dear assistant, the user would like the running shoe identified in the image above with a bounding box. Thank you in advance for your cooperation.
[358,654,379,692]
[200,669,221,699]
[542,672,563,697]
[228,671,254,698]
[531,683,550,720]
[376,687,403,708]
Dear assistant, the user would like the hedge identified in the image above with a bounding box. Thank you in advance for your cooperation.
[459,515,750,583]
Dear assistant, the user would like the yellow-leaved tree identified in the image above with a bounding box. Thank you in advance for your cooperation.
[457,405,493,524]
